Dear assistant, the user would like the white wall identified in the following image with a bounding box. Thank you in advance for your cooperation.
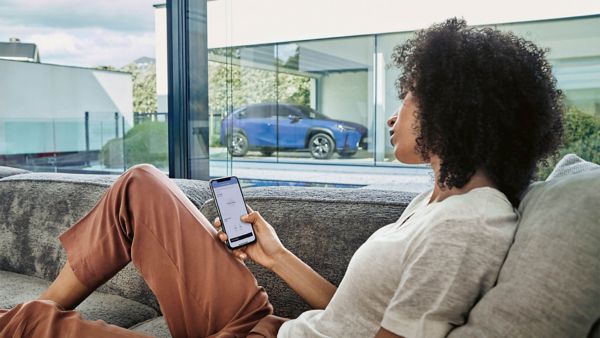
[320,71,369,126]
[151,1,600,50]
[0,59,133,154]
[0,60,132,119]
[153,2,600,158]
[155,5,168,112]
[155,2,600,109]
[206,0,600,48]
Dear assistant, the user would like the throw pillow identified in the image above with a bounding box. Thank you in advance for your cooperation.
[448,155,600,338]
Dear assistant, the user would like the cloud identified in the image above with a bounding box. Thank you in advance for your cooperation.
[0,21,156,67]
[0,0,160,67]
[0,0,158,31]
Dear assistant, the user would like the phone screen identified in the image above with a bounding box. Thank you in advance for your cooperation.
[210,176,256,249]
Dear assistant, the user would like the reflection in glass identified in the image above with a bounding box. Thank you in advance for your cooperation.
[277,38,374,163]
[376,32,412,164]
[208,36,375,165]
[498,16,600,174]
[206,16,600,173]
[209,45,279,165]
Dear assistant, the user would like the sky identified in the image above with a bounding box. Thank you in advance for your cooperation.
[0,0,159,68]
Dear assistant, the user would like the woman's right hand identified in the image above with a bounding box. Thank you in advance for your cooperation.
[213,205,288,270]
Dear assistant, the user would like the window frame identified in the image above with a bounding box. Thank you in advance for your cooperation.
[167,0,209,179]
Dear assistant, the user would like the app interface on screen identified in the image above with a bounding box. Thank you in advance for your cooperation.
[213,179,254,244]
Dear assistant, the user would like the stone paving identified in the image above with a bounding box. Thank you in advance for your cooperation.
[209,160,434,193]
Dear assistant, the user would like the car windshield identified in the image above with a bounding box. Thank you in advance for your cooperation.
[296,106,329,120]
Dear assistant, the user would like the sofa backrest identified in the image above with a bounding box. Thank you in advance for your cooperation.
[449,156,600,338]
[0,169,415,317]
[0,166,30,179]
[0,171,212,311]
[200,186,416,318]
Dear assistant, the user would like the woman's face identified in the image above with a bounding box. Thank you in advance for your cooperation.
[387,92,424,164]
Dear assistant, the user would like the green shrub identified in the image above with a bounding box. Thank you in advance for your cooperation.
[537,108,600,179]
[101,121,168,169]
[210,132,221,147]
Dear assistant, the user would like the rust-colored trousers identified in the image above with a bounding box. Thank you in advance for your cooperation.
[0,164,286,337]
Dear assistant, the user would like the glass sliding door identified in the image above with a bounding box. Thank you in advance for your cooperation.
[205,13,599,182]
[208,36,376,177]
[277,37,375,164]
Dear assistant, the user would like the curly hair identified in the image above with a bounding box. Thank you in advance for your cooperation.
[391,18,564,206]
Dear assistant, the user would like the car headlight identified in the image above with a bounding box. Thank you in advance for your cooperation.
[336,124,356,132]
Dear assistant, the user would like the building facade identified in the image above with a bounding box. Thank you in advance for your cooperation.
[154,3,600,166]
[0,59,133,167]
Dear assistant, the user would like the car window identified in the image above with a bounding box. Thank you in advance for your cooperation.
[245,105,276,118]
[233,108,246,118]
[297,105,329,119]
[278,105,301,118]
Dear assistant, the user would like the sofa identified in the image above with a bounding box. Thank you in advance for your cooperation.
[0,154,598,337]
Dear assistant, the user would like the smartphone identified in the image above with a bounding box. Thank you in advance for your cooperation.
[208,176,257,249]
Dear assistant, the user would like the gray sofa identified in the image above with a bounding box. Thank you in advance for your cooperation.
[0,155,598,337]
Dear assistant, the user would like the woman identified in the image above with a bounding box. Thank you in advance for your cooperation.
[0,18,563,338]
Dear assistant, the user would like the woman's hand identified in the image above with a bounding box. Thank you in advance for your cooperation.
[213,205,288,270]
[214,205,337,309]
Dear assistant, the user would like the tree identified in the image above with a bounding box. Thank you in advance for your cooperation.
[537,107,600,179]
[101,121,168,169]
[121,63,157,113]
[208,60,311,116]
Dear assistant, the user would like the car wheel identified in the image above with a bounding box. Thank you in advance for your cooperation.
[227,132,249,157]
[260,149,274,156]
[338,151,357,158]
[309,133,335,159]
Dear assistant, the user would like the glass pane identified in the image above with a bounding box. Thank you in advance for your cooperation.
[208,47,231,177]
[276,37,374,164]
[0,2,167,173]
[375,32,414,164]
[207,13,599,181]
[376,16,600,169]
[208,36,376,172]
[496,16,600,173]
[209,45,279,177]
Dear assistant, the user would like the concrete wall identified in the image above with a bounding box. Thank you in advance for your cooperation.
[0,59,133,155]
[319,71,369,126]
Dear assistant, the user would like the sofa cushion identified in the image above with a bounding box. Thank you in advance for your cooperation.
[546,153,600,181]
[0,172,212,312]
[0,270,158,328]
[449,156,600,338]
[130,316,172,338]
[201,186,416,318]
[0,166,30,179]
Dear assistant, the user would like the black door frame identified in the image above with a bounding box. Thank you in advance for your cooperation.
[167,0,209,179]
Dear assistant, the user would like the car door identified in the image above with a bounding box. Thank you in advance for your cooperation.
[243,104,277,148]
[277,105,306,149]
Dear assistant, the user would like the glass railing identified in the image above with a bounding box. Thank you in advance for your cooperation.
[0,111,168,174]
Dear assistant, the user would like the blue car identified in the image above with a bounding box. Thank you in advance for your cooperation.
[221,103,368,159]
